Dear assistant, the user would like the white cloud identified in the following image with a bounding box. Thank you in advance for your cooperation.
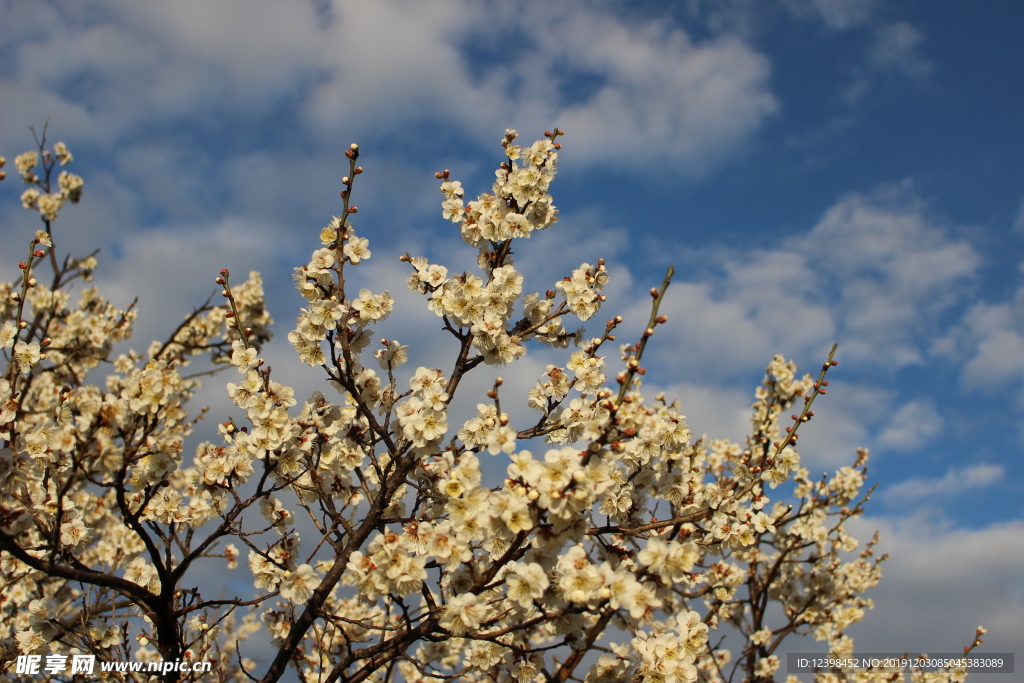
[782,0,875,30]
[1,0,777,175]
[935,270,1024,400]
[799,184,978,367]
[842,21,933,103]
[964,328,1024,388]
[876,399,942,451]
[305,0,779,172]
[868,22,933,82]
[526,17,778,171]
[690,0,875,37]
[655,276,833,381]
[880,464,1004,507]
[654,183,979,380]
[651,246,835,385]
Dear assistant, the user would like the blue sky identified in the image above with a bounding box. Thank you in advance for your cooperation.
[2,0,1022,676]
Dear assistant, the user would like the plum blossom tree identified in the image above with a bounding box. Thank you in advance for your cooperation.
[0,127,985,683]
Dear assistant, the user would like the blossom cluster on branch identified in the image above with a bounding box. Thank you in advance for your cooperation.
[0,128,984,683]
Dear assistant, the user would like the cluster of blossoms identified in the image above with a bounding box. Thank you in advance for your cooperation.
[444,130,559,246]
[12,138,83,222]
[0,131,985,683]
